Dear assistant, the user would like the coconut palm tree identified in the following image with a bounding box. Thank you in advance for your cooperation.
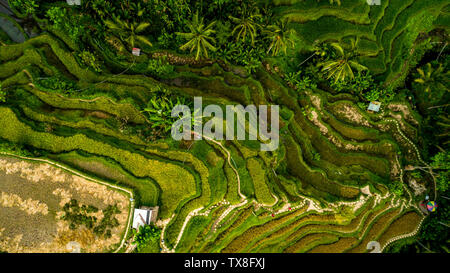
[414,62,449,95]
[104,18,152,48]
[265,19,296,56]
[176,12,217,60]
[317,39,368,82]
[229,5,261,46]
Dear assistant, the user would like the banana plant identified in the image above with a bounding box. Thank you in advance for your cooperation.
[142,94,197,133]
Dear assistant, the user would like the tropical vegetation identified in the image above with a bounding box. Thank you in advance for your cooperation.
[0,0,448,255]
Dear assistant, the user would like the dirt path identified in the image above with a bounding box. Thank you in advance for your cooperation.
[384,118,436,200]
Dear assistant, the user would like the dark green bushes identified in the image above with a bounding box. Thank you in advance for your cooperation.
[60,199,121,239]
[133,224,161,253]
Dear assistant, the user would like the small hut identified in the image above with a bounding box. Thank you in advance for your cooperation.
[132,206,159,230]
[66,0,81,5]
[132,48,141,56]
[367,101,381,113]
[366,0,381,5]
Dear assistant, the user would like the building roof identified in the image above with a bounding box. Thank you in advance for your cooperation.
[66,0,81,5]
[132,48,141,56]
[132,208,152,229]
[367,101,381,112]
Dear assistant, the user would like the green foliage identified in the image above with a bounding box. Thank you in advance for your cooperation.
[104,18,152,48]
[157,32,182,49]
[93,205,121,238]
[60,199,120,239]
[312,150,321,161]
[413,61,449,103]
[37,75,77,95]
[176,12,217,60]
[133,224,161,252]
[361,86,395,103]
[265,19,296,56]
[329,71,395,102]
[78,51,102,73]
[229,4,261,46]
[284,71,317,92]
[0,83,5,103]
[413,191,450,252]
[10,0,38,16]
[61,199,99,230]
[142,90,191,135]
[317,39,368,82]
[0,140,33,157]
[410,171,422,179]
[215,40,264,72]
[147,57,174,78]
[388,181,404,197]
[430,151,450,193]
[46,7,85,41]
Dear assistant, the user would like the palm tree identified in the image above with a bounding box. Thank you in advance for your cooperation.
[104,18,152,48]
[414,62,449,95]
[317,39,367,82]
[229,5,261,46]
[265,19,296,56]
[176,12,217,60]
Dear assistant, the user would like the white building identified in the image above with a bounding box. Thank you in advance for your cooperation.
[132,206,159,229]
[367,101,381,112]
[132,208,152,230]
[67,0,81,6]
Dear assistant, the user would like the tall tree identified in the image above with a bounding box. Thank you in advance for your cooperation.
[176,12,217,60]
[265,19,296,56]
[104,18,152,48]
[229,5,261,46]
[414,62,449,97]
[317,39,368,82]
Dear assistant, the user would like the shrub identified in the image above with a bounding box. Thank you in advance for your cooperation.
[10,0,38,16]
[46,7,85,41]
[133,224,161,252]
[78,51,102,73]
[37,75,77,94]
[147,57,174,78]
[60,199,120,238]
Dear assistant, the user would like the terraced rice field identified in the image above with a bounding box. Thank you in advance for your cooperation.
[0,1,442,252]
[273,0,449,86]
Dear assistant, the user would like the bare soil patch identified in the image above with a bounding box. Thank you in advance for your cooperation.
[0,156,130,253]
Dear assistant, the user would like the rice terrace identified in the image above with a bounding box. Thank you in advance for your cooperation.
[0,0,448,256]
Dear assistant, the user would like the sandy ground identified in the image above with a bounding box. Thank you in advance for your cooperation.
[0,156,130,253]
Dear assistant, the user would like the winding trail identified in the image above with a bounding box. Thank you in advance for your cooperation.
[375,117,430,251]
[384,118,436,200]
